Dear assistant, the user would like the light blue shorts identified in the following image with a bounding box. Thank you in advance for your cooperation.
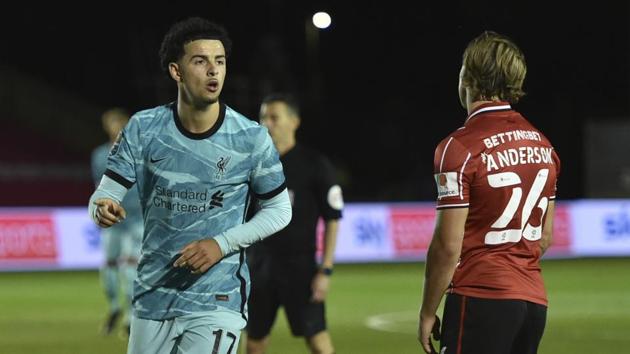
[127,310,246,354]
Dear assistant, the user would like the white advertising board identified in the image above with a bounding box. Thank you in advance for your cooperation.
[1,200,628,271]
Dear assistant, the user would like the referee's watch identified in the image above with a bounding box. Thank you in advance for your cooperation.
[320,267,333,276]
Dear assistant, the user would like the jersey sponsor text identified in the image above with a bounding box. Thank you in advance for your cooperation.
[482,129,542,148]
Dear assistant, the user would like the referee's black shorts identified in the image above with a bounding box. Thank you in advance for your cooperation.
[440,293,547,354]
[246,250,327,339]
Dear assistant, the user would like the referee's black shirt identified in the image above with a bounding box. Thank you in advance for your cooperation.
[252,144,342,257]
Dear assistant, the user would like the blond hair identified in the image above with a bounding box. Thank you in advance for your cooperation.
[462,31,527,103]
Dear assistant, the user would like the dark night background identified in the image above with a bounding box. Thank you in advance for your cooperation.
[0,1,628,205]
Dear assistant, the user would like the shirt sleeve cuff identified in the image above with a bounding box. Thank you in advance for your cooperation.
[213,234,230,256]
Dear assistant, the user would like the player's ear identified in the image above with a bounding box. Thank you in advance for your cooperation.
[293,116,301,130]
[168,62,182,83]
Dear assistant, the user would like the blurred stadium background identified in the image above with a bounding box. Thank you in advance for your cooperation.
[1,1,629,353]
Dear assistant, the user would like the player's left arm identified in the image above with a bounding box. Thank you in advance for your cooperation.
[311,156,344,302]
[540,200,555,255]
[174,189,292,273]
[541,149,561,255]
[175,128,292,273]
[311,218,339,302]
[418,207,467,354]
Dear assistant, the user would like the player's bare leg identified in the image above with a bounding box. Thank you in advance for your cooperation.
[100,258,121,335]
[306,331,334,354]
[120,256,138,338]
[246,334,270,354]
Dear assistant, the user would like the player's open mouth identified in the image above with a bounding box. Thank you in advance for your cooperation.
[207,81,219,92]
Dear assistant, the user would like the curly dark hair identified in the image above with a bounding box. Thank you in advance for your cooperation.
[158,17,232,73]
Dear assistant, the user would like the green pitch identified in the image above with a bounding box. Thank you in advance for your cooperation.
[1,258,628,353]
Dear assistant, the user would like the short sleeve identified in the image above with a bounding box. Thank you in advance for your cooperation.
[104,117,139,189]
[315,155,343,220]
[250,128,286,199]
[433,136,474,209]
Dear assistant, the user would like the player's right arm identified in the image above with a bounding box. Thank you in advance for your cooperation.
[88,116,139,228]
[419,136,474,353]
[89,175,130,228]
[419,207,467,354]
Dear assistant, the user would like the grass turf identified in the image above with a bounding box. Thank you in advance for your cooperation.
[0,257,628,353]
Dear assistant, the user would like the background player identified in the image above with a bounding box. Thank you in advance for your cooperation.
[90,107,143,336]
[245,93,343,354]
[418,31,561,354]
[88,17,291,354]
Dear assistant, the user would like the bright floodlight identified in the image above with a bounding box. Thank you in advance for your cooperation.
[312,12,331,29]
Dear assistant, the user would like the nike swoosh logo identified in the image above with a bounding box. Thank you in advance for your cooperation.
[150,156,167,163]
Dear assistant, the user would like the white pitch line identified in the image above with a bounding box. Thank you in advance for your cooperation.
[364,310,417,334]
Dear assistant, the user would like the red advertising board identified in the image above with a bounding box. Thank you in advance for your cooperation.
[0,214,57,262]
[390,206,436,256]
[547,203,572,255]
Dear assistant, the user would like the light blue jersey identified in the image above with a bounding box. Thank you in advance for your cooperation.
[104,102,286,321]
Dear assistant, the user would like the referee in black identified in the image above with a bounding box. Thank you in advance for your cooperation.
[245,93,343,354]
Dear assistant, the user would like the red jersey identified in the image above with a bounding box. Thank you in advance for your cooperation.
[434,102,560,306]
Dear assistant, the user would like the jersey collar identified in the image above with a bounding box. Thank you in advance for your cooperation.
[465,101,512,124]
[172,102,226,140]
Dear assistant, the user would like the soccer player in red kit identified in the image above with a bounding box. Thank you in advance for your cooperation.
[418,31,561,354]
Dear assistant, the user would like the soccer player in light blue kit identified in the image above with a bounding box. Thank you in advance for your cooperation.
[91,108,143,336]
[88,17,292,354]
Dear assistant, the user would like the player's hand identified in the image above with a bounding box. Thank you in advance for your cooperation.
[93,198,126,228]
[418,313,441,354]
[173,239,223,274]
[310,272,330,303]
